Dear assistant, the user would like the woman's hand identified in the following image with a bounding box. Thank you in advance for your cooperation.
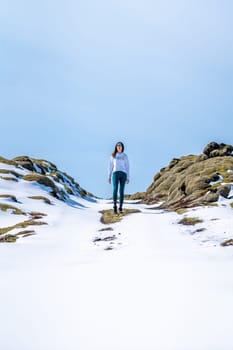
[108,177,111,184]
[126,179,129,184]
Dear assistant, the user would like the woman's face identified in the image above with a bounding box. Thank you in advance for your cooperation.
[116,143,123,153]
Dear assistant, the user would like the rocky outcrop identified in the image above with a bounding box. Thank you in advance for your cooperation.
[0,155,96,242]
[203,142,233,158]
[142,142,233,210]
[0,155,95,204]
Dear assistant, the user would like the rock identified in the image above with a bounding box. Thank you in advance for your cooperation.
[203,142,233,158]
[203,142,220,157]
[217,185,231,199]
[141,142,233,210]
[221,239,233,247]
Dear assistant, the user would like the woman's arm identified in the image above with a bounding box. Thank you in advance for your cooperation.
[125,154,130,183]
[108,156,114,183]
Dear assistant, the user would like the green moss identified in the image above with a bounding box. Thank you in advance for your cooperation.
[0,203,26,215]
[100,208,140,224]
[178,216,203,225]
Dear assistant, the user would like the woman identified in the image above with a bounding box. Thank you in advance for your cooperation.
[108,141,130,214]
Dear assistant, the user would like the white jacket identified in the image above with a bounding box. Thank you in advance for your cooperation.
[108,152,130,180]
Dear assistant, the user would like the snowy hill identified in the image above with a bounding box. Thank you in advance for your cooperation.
[140,142,233,209]
[0,155,95,242]
[1,153,233,350]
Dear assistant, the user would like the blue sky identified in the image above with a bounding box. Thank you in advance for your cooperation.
[1,0,233,198]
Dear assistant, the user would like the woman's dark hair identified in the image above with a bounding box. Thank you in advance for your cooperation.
[112,141,125,158]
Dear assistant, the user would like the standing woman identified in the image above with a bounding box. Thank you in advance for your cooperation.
[108,141,130,214]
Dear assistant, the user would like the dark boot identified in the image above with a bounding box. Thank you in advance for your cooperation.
[119,204,123,213]
[113,204,118,214]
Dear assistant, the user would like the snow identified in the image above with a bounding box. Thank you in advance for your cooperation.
[1,179,233,349]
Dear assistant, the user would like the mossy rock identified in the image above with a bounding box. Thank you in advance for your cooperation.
[201,191,219,203]
[100,208,140,224]
[13,156,58,173]
[0,220,47,235]
[0,194,18,202]
[0,234,18,243]
[29,212,47,220]
[178,216,203,225]
[168,158,180,169]
[79,189,88,197]
[13,156,35,171]
[16,230,35,237]
[99,210,121,224]
[35,159,57,172]
[49,172,62,183]
[23,174,56,189]
[28,196,52,205]
[221,239,233,247]
[64,185,74,195]
[30,211,47,217]
[203,142,233,157]
[0,176,18,182]
[0,157,16,166]
[217,185,231,198]
[223,174,233,183]
[98,227,114,232]
[125,192,145,200]
[0,169,22,178]
[175,208,188,214]
[143,149,233,209]
[1,155,93,202]
[0,203,26,215]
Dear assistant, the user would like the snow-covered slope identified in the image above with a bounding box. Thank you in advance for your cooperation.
[1,156,233,350]
[0,156,95,242]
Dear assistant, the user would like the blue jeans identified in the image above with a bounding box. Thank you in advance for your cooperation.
[112,171,127,207]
